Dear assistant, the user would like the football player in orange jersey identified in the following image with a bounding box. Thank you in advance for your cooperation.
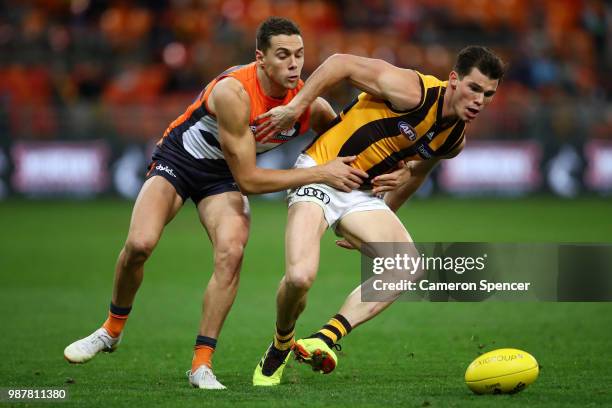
[63,17,375,389]
[253,46,504,383]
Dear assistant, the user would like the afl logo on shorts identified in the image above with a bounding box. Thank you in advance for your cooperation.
[296,186,331,204]
[398,121,417,141]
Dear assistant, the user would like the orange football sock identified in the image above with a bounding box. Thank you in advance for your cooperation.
[192,345,215,371]
[102,312,128,338]
[102,303,132,338]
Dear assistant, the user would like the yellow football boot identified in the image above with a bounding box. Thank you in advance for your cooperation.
[292,338,338,374]
[253,343,292,386]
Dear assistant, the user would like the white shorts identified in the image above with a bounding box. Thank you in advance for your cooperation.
[286,154,392,231]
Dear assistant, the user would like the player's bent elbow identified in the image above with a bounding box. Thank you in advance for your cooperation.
[332,53,353,65]
[320,54,351,74]
[326,53,345,63]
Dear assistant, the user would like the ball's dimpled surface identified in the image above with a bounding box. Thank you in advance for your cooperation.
[465,348,539,394]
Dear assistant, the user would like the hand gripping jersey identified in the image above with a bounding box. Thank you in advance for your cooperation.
[156,62,311,174]
[305,72,465,185]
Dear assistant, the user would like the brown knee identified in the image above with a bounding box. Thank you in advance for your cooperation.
[123,237,157,265]
[212,240,246,287]
[285,262,317,292]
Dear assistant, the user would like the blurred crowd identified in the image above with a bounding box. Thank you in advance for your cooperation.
[0,0,610,144]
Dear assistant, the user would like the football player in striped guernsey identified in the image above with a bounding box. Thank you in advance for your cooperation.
[253,46,504,384]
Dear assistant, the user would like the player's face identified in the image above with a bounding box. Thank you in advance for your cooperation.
[257,34,304,90]
[450,67,499,122]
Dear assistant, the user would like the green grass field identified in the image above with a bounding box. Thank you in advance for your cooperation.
[1,197,611,407]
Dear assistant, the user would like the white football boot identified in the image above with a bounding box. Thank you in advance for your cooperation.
[64,328,121,363]
[187,365,226,390]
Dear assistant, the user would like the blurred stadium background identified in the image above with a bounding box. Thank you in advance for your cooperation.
[0,0,610,199]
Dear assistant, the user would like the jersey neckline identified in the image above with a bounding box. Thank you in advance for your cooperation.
[254,64,292,106]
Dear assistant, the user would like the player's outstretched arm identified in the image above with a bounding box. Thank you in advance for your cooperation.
[255,54,422,140]
[381,160,440,212]
[211,79,367,194]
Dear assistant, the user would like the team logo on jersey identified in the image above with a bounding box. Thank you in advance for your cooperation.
[251,124,299,143]
[398,121,417,141]
[274,126,299,141]
[425,131,435,140]
[296,186,331,204]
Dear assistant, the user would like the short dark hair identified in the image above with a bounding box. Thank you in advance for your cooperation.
[256,17,301,52]
[454,46,505,81]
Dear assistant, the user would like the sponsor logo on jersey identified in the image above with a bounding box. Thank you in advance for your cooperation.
[398,121,417,141]
[296,186,331,204]
[155,164,177,178]
[425,131,435,140]
[417,145,432,159]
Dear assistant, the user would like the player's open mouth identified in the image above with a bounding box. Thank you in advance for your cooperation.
[466,107,479,119]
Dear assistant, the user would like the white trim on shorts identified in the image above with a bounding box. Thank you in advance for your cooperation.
[286,154,392,231]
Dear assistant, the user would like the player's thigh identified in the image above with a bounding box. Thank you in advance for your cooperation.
[196,191,250,250]
[127,175,184,245]
[336,210,413,249]
[285,202,327,276]
[338,210,421,282]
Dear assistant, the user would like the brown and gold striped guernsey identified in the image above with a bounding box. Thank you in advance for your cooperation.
[305,71,465,186]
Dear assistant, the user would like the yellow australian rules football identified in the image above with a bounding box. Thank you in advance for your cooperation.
[465,348,539,394]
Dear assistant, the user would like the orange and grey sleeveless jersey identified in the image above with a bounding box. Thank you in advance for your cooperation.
[305,71,465,182]
[157,62,311,162]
